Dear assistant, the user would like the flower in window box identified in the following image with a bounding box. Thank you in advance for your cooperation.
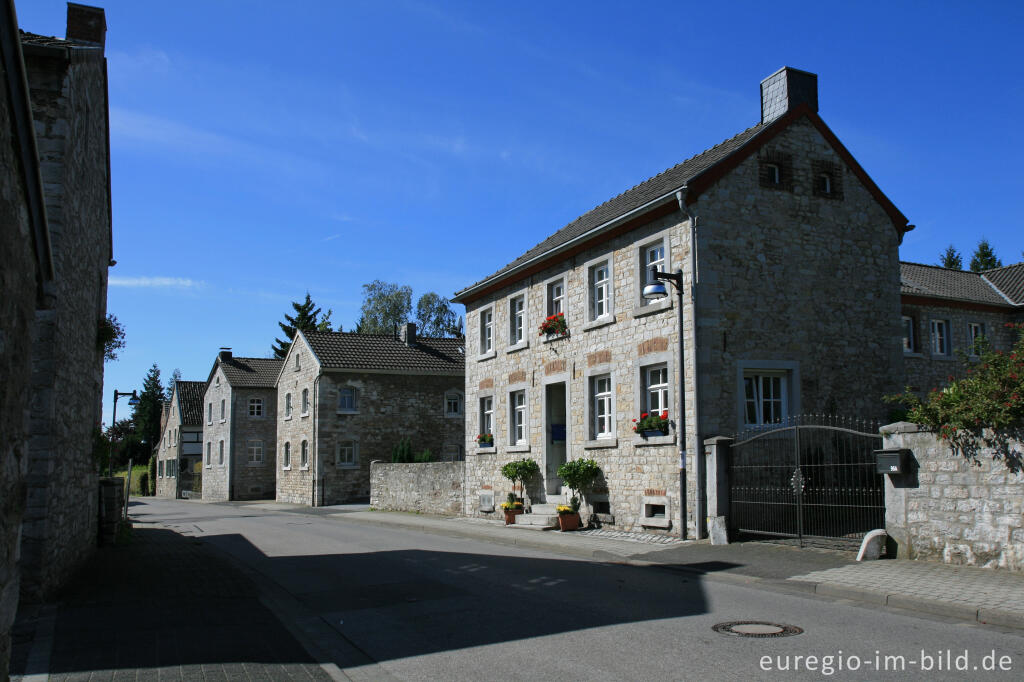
[538,312,568,337]
[476,433,494,446]
[632,411,669,435]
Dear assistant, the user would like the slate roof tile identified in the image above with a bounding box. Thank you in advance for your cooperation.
[174,381,207,426]
[981,262,1024,306]
[302,331,464,374]
[219,357,284,388]
[900,262,1012,306]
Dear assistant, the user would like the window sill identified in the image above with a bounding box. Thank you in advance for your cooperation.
[477,350,497,362]
[336,409,359,415]
[541,332,570,344]
[632,298,672,318]
[282,466,292,471]
[284,416,292,421]
[246,463,265,467]
[584,438,618,449]
[582,316,615,332]
[476,446,496,454]
[508,443,530,453]
[506,340,529,354]
[219,419,226,424]
[445,413,464,419]
[634,433,675,447]
[300,412,310,418]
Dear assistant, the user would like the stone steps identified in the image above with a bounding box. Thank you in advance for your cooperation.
[515,513,557,527]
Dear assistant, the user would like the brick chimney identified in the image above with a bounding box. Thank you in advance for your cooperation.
[760,67,818,124]
[218,347,232,362]
[66,3,106,48]
[399,322,416,346]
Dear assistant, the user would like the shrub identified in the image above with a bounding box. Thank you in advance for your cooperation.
[392,437,412,463]
[148,456,157,495]
[414,449,433,463]
[500,458,540,497]
[138,472,149,495]
[557,458,601,511]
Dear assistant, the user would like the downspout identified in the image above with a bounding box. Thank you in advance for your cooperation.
[227,389,235,500]
[312,373,322,507]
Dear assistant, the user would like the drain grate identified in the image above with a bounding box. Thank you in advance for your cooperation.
[712,621,803,638]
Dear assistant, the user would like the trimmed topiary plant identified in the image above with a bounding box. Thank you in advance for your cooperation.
[500,458,540,501]
[557,458,602,511]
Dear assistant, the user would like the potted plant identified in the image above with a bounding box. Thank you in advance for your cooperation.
[538,312,568,337]
[500,457,540,507]
[556,504,580,531]
[500,493,524,525]
[476,433,494,447]
[632,411,669,437]
[556,458,601,528]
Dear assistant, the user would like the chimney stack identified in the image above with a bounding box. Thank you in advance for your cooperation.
[66,3,106,48]
[760,67,818,124]
[399,322,417,346]
[218,347,232,362]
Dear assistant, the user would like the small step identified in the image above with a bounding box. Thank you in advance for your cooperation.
[515,513,557,527]
[530,503,560,515]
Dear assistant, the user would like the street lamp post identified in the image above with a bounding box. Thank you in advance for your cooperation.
[109,389,140,477]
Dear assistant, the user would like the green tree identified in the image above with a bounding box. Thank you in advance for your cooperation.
[939,245,962,269]
[970,239,1003,272]
[98,313,126,361]
[165,368,181,401]
[131,363,164,450]
[356,280,412,334]
[415,292,461,337]
[272,293,332,358]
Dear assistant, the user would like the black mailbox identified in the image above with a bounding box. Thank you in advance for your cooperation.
[874,448,910,475]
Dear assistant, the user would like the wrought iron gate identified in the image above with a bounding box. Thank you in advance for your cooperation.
[728,416,884,549]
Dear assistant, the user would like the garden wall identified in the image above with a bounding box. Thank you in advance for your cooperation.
[881,422,1024,571]
[370,461,464,516]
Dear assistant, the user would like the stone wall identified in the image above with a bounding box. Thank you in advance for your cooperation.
[20,40,109,601]
[275,336,319,504]
[201,367,230,500]
[881,422,1024,571]
[230,386,277,500]
[370,462,464,515]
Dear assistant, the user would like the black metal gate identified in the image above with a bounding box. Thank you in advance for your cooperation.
[728,415,884,549]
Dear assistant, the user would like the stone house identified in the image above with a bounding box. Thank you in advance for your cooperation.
[201,350,282,501]
[275,325,464,506]
[154,381,205,499]
[452,67,912,538]
[900,261,1024,393]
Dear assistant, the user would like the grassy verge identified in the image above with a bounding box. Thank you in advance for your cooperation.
[112,464,150,496]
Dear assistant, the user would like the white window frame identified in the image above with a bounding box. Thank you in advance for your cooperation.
[207,402,212,425]
[218,440,225,466]
[220,398,226,422]
[509,389,527,446]
[765,163,781,185]
[588,259,611,322]
[479,395,494,443]
[743,372,787,426]
[336,440,358,468]
[444,390,464,418]
[337,386,358,413]
[479,306,494,357]
[642,363,670,417]
[508,292,527,350]
[636,233,673,313]
[294,353,301,371]
[301,388,310,416]
[285,393,293,418]
[546,277,565,317]
[282,442,291,470]
[967,321,985,356]
[247,440,264,466]
[158,460,164,478]
[902,315,916,354]
[591,373,613,439]
[931,319,951,356]
[735,361,799,431]
[248,398,263,417]
[300,440,309,469]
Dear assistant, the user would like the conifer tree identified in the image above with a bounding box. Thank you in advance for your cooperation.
[969,239,1003,272]
[272,293,332,358]
[939,245,962,269]
[132,363,165,449]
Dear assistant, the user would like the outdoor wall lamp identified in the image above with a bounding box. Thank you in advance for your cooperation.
[109,389,140,477]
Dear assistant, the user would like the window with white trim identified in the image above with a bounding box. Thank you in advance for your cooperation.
[642,241,666,303]
[247,440,264,466]
[509,390,526,445]
[285,393,292,418]
[207,402,212,424]
[338,387,357,412]
[249,398,263,417]
[205,442,211,467]
[479,396,493,438]
[218,440,224,466]
[220,399,226,421]
[509,294,525,346]
[479,307,493,355]
[967,321,986,355]
[282,442,291,469]
[589,260,610,321]
[591,374,613,439]
[931,319,951,356]
[743,372,787,425]
[547,278,565,316]
[642,364,669,417]
[301,388,309,415]
[158,460,164,477]
[445,390,463,417]
[300,440,309,469]
[294,353,301,371]
[902,315,916,353]
[336,440,357,467]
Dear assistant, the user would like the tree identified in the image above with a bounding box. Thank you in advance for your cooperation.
[131,363,164,450]
[272,293,332,358]
[165,368,181,401]
[970,239,1003,272]
[939,245,962,270]
[98,313,126,361]
[356,280,412,335]
[415,292,461,337]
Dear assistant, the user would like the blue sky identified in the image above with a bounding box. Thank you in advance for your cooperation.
[17,1,1023,428]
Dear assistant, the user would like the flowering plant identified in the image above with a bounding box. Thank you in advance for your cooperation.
[538,312,568,337]
[476,433,494,445]
[555,504,576,515]
[500,501,524,510]
[632,411,669,433]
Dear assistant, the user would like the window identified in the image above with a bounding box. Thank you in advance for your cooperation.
[158,460,164,477]
[282,442,291,469]
[643,242,665,292]
[445,390,463,417]
[589,260,610,321]
[301,440,309,469]
[764,163,781,184]
[249,398,263,417]
[817,174,832,194]
[220,399,226,421]
[207,403,212,424]
[643,364,669,416]
[967,322,986,355]
[336,440,357,467]
[215,376,220,386]
[479,396,494,439]
[759,150,793,191]
[591,374,613,438]
[509,294,525,346]
[173,429,177,445]
[285,393,292,418]
[479,307,493,355]
[931,319,951,356]
[218,440,224,466]
[510,390,526,445]
[247,440,264,466]
[547,278,565,316]
[443,444,463,462]
[901,316,916,353]
[294,353,301,371]
[205,442,211,467]
[168,459,176,478]
[743,373,787,425]
[301,388,309,415]
[338,387,357,412]
[812,159,843,199]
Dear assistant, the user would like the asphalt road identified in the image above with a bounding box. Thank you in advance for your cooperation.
[135,499,1024,681]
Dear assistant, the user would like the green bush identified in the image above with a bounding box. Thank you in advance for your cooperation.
[414,449,433,463]
[557,458,602,511]
[500,458,539,497]
[392,437,412,463]
[148,456,157,495]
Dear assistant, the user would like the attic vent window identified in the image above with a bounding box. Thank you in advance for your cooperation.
[765,164,780,185]
[758,150,793,192]
[812,159,843,200]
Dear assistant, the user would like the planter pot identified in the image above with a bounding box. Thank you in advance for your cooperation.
[557,512,580,532]
[478,441,494,448]
[641,430,668,438]
[503,508,524,525]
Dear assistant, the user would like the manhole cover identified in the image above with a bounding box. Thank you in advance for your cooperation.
[712,621,803,638]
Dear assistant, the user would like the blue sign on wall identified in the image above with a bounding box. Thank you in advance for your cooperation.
[551,424,566,442]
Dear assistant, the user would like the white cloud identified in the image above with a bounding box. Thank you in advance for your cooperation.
[109,276,204,289]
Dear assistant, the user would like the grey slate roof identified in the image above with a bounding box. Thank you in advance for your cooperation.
[219,357,284,388]
[302,331,464,375]
[900,262,1013,307]
[175,381,207,426]
[455,123,767,296]
[982,263,1024,305]
[19,30,77,47]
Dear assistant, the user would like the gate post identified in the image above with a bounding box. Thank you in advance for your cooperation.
[704,436,732,544]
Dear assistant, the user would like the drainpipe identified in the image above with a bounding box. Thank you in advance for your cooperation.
[312,373,322,506]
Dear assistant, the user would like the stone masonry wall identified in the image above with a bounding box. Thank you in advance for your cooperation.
[202,367,231,500]
[881,422,1024,571]
[276,336,319,505]
[21,47,109,600]
[231,387,277,500]
[370,462,464,515]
